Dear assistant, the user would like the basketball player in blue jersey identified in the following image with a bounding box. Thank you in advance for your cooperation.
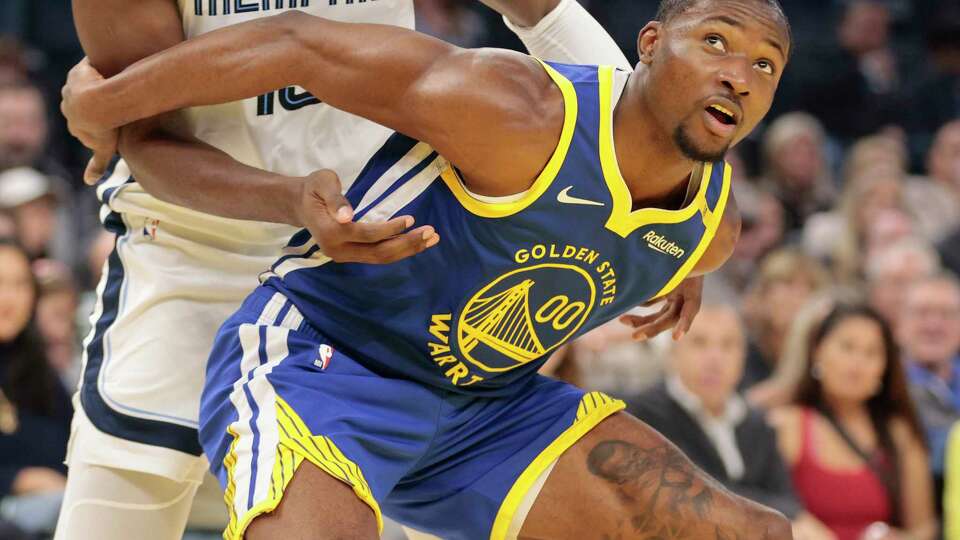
[57,1,638,540]
[62,0,794,538]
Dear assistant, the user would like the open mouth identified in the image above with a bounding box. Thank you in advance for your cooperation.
[705,104,737,126]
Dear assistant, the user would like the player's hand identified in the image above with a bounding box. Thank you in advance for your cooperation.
[618,275,703,341]
[61,57,118,185]
[294,170,440,264]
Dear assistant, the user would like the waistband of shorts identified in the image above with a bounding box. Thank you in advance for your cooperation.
[238,286,312,336]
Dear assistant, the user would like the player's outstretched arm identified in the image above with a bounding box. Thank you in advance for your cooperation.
[63,11,561,195]
[70,0,437,263]
[484,0,632,70]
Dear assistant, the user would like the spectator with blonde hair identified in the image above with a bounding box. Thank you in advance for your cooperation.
[904,121,960,243]
[759,112,836,233]
[804,167,915,283]
[841,133,908,186]
[746,290,858,410]
[741,248,830,391]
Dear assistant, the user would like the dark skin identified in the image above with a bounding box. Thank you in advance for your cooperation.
[62,5,757,269]
[68,0,560,265]
[63,1,792,538]
[65,0,706,339]
[64,3,786,202]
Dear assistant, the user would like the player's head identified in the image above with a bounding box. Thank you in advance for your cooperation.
[638,0,791,162]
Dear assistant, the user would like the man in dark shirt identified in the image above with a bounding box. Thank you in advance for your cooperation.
[627,302,801,519]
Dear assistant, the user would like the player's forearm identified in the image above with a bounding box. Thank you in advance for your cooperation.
[500,0,632,70]
[74,14,308,131]
[118,119,303,225]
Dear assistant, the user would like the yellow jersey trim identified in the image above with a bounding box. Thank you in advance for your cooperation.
[490,391,625,540]
[651,162,732,300]
[223,397,383,540]
[440,59,578,218]
[597,65,712,238]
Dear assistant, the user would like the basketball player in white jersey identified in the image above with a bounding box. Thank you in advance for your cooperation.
[55,1,659,539]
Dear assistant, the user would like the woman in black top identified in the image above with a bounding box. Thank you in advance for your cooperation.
[0,239,72,534]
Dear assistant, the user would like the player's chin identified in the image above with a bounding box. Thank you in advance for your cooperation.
[673,125,730,162]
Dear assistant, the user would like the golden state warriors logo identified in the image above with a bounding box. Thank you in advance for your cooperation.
[458,263,595,372]
[427,244,620,387]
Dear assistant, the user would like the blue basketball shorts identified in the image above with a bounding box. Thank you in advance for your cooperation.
[199,286,625,540]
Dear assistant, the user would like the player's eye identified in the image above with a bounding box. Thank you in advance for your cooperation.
[755,59,775,75]
[705,34,726,52]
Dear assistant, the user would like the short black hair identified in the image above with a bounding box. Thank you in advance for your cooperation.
[655,0,791,44]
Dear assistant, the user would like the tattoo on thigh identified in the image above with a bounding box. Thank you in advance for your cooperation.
[586,439,766,539]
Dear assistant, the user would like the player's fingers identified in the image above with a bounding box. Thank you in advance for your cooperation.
[618,302,671,328]
[672,291,701,341]
[306,170,352,223]
[640,296,667,307]
[348,226,438,264]
[340,215,416,244]
[84,154,110,185]
[629,300,681,341]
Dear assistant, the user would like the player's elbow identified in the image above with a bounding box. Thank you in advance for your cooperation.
[117,122,152,158]
[117,114,188,163]
[251,10,316,71]
[760,508,793,540]
[268,8,311,34]
[269,10,323,59]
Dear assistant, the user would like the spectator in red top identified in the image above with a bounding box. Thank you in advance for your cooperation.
[772,304,936,540]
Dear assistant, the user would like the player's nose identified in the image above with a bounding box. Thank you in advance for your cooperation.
[717,60,750,97]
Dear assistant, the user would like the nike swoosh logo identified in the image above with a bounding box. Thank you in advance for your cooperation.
[557,186,604,207]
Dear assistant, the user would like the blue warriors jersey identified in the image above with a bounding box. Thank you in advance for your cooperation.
[263,61,731,396]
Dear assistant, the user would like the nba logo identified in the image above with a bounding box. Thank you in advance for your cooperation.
[314,344,334,370]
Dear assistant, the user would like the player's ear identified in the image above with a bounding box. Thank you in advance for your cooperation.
[637,21,661,65]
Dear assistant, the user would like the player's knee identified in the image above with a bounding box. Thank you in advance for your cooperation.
[755,507,793,540]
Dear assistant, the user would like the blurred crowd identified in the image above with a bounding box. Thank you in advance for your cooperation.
[0,0,958,539]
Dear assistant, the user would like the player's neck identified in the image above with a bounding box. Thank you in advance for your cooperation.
[612,72,697,206]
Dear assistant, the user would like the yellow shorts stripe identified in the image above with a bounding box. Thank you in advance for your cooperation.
[222,425,241,539]
[221,397,383,540]
[490,391,625,540]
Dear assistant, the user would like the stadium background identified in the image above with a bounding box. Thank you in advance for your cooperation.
[0,0,959,538]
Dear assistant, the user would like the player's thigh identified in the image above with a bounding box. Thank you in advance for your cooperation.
[54,463,198,540]
[245,461,378,540]
[520,412,793,540]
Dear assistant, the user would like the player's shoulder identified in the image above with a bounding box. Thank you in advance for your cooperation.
[441,48,559,104]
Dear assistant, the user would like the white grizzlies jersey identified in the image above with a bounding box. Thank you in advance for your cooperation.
[69,1,415,477]
[102,0,415,258]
